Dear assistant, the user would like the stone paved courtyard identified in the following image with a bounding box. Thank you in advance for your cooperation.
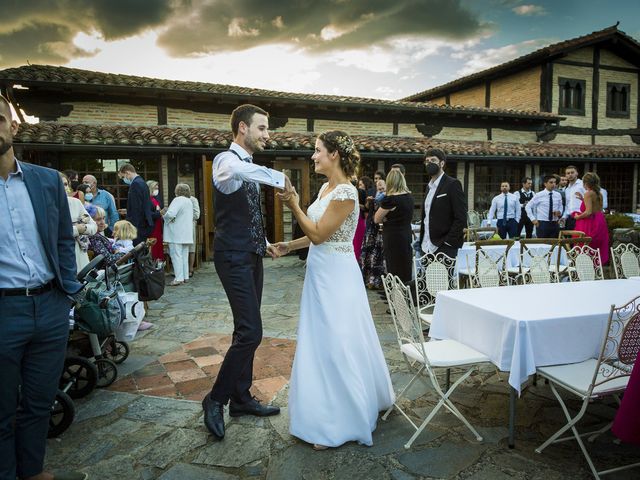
[45,257,640,479]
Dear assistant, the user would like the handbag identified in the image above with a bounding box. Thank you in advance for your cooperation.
[132,246,165,301]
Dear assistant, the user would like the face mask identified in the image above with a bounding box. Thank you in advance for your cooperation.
[426,162,441,176]
[123,177,132,185]
[152,190,159,197]
[85,193,93,202]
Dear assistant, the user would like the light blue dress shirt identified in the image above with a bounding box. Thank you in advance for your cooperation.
[90,188,119,228]
[0,160,54,288]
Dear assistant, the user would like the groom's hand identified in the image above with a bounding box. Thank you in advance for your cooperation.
[266,244,280,259]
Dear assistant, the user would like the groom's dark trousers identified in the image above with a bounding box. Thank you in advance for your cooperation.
[210,250,263,404]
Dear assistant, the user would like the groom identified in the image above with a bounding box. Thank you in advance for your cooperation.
[203,104,290,440]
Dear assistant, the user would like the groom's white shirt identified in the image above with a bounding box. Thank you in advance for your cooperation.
[213,142,285,194]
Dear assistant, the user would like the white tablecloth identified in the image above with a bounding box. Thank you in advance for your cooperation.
[430,279,640,393]
[456,241,562,272]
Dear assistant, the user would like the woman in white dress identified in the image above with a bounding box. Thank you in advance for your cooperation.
[275,130,394,450]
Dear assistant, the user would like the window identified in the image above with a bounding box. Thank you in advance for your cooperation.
[558,77,586,116]
[606,82,630,118]
[473,163,525,212]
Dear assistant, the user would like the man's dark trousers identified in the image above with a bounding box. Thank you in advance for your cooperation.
[497,218,518,239]
[210,250,263,404]
[536,220,560,239]
[518,210,534,238]
[0,288,69,480]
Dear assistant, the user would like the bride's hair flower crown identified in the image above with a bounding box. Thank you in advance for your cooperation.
[334,134,355,155]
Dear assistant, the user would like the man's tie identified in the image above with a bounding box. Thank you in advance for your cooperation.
[548,191,554,221]
[503,194,508,223]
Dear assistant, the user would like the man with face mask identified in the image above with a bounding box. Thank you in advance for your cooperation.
[418,148,467,259]
[82,174,119,229]
[117,163,154,245]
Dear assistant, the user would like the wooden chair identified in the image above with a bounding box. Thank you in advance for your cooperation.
[515,238,559,284]
[559,230,586,239]
[468,239,515,288]
[464,226,497,242]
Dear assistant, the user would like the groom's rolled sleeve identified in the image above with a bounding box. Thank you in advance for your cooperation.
[214,152,285,194]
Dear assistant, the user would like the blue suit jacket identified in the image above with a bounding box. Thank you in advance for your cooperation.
[20,161,82,294]
[126,175,154,232]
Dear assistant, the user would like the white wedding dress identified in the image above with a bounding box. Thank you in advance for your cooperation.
[288,182,394,447]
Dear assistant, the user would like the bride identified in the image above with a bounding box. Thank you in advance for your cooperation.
[275,130,394,450]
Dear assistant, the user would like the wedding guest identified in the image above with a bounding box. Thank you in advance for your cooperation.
[163,183,194,286]
[118,163,154,246]
[189,192,201,277]
[76,182,91,206]
[526,175,563,238]
[373,170,385,184]
[374,169,414,284]
[112,220,137,255]
[63,168,79,191]
[517,177,535,238]
[61,173,97,272]
[601,186,608,211]
[487,181,521,239]
[562,165,585,230]
[390,163,406,175]
[361,179,386,289]
[573,172,609,264]
[88,206,124,265]
[83,174,119,228]
[353,177,367,261]
[146,180,164,261]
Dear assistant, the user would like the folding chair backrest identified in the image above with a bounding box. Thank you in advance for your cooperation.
[558,230,586,239]
[519,238,556,283]
[467,210,482,228]
[464,227,497,242]
[383,274,424,348]
[415,252,458,311]
[590,295,640,394]
[566,243,603,282]
[611,243,640,279]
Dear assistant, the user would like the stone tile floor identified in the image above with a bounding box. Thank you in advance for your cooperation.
[44,257,640,479]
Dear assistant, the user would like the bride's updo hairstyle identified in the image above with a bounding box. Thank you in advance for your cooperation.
[317,130,361,177]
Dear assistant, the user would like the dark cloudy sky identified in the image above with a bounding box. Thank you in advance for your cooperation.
[1,0,638,99]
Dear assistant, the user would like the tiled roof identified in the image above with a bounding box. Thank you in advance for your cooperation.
[0,64,558,120]
[403,25,640,101]
[14,122,640,159]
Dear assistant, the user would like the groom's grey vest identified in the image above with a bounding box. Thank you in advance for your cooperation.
[213,150,266,256]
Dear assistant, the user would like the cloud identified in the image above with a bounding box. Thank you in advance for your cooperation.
[156,0,488,56]
[0,0,176,67]
[453,38,551,77]
[512,4,547,16]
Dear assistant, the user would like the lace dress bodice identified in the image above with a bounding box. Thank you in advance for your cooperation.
[307,183,359,254]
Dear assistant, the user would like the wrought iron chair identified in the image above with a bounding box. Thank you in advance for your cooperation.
[535,294,640,479]
[414,252,458,327]
[610,243,640,279]
[468,239,514,288]
[467,210,482,228]
[381,273,489,448]
[565,243,603,282]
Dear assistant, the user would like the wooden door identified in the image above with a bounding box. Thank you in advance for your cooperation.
[273,159,310,243]
[202,155,214,260]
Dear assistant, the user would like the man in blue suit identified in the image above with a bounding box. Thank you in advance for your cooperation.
[0,96,86,480]
[117,163,154,246]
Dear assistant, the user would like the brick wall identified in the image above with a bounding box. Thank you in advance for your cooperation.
[490,66,541,110]
[62,102,157,125]
[449,84,486,107]
[276,118,308,133]
[167,108,229,129]
[435,127,488,141]
[428,96,447,105]
[549,133,592,145]
[552,63,593,128]
[491,129,538,143]
[397,124,423,137]
[595,135,637,146]
[564,47,594,63]
[315,119,394,135]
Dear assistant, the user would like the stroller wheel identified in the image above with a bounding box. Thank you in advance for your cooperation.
[94,358,118,388]
[48,389,75,438]
[104,339,130,364]
[60,356,98,399]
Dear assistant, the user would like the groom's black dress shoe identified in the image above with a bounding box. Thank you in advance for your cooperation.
[202,396,225,439]
[229,398,280,417]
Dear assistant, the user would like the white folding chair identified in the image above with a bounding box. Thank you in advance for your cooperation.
[610,243,640,279]
[414,252,458,327]
[468,240,514,288]
[566,244,604,282]
[381,273,489,448]
[535,295,640,479]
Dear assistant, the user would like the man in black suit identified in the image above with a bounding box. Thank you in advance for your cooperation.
[418,148,467,259]
[517,176,535,238]
[117,163,154,245]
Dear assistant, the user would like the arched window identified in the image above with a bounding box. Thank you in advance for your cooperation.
[558,77,586,115]
[607,82,630,118]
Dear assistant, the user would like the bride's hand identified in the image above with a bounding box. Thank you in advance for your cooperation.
[273,242,290,256]
[277,186,299,209]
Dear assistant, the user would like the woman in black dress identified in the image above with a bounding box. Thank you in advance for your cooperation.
[374,169,415,284]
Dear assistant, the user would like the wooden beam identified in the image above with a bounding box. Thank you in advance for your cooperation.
[592,47,601,145]
[540,62,553,112]
[555,59,639,74]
